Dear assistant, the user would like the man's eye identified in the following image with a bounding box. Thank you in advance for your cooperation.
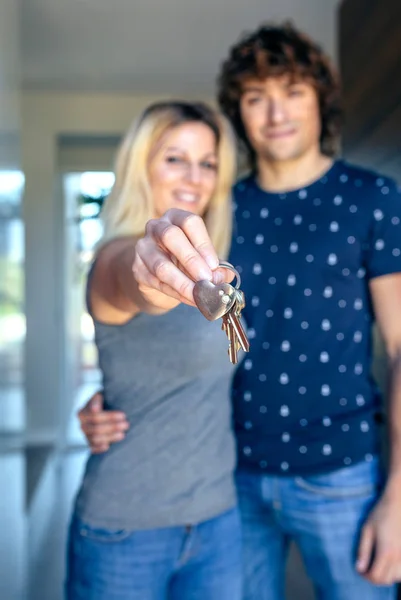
[288,88,305,97]
[247,97,261,105]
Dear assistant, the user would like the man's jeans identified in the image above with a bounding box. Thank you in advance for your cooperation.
[65,507,242,600]
[237,458,396,600]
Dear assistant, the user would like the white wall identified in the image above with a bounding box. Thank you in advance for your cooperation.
[23,91,213,135]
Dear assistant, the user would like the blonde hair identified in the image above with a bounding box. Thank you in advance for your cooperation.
[101,101,237,259]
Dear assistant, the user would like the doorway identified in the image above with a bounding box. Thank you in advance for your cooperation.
[62,171,114,443]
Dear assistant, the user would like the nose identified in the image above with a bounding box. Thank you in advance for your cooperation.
[268,97,286,125]
[184,163,202,184]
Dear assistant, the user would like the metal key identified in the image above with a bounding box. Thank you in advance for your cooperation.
[225,291,250,354]
[221,289,249,363]
[222,312,238,364]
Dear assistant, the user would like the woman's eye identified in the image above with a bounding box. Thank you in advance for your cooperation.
[202,162,217,170]
[166,156,183,164]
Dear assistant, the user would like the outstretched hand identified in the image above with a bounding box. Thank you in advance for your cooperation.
[133,209,233,309]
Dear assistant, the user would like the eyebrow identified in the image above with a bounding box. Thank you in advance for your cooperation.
[242,78,306,94]
[165,146,184,153]
[165,146,217,158]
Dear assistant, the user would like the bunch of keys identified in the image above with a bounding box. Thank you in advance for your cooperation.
[193,261,250,364]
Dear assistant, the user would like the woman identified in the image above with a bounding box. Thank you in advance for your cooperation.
[66,101,242,600]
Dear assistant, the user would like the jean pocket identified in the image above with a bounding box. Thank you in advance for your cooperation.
[294,458,380,499]
[77,519,134,543]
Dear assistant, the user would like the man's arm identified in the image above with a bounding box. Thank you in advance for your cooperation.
[370,273,401,491]
[78,392,130,454]
[357,273,401,585]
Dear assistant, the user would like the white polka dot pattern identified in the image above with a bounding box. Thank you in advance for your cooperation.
[230,164,401,474]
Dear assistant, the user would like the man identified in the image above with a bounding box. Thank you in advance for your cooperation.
[78,23,401,599]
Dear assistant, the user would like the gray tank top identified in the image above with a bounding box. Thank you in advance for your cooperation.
[75,300,237,530]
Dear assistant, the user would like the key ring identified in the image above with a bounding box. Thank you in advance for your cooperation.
[218,261,241,290]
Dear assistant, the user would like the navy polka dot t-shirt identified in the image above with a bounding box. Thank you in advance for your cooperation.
[229,160,401,476]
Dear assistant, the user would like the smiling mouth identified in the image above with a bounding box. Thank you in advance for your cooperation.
[173,191,200,203]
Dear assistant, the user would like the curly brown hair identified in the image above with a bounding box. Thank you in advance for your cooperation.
[217,22,343,168]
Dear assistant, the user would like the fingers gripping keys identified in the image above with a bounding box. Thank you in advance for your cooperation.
[194,262,250,364]
[134,210,221,309]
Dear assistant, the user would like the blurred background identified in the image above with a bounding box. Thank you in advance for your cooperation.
[0,0,400,598]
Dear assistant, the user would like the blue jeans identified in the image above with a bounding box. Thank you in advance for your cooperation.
[237,458,396,600]
[65,506,242,600]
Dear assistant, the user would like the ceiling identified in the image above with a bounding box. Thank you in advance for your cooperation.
[21,0,340,94]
